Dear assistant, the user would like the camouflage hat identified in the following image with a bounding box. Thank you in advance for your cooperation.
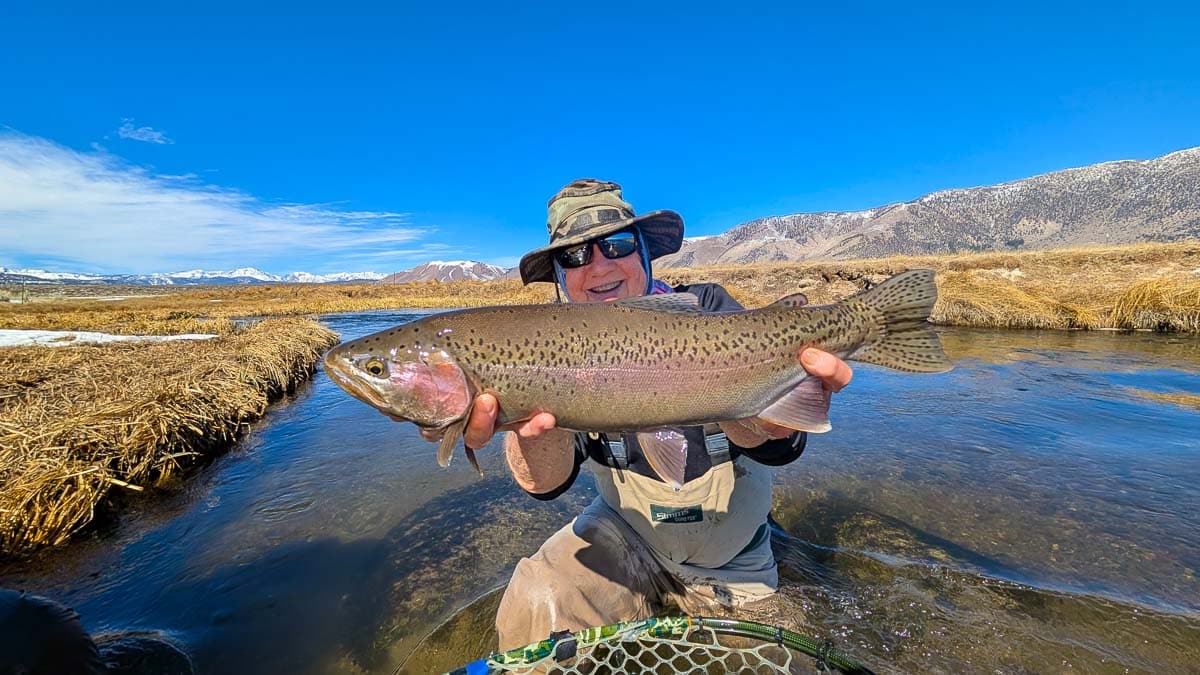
[518,178,684,284]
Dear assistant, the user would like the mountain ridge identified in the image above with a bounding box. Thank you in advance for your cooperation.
[658,146,1200,268]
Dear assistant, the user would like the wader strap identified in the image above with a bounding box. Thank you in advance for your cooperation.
[593,431,732,469]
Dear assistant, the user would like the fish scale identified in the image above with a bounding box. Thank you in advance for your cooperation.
[323,269,953,487]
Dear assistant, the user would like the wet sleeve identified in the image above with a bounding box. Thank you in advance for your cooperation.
[735,431,808,466]
[523,434,587,501]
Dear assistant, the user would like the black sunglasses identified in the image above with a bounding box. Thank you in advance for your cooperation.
[554,230,641,269]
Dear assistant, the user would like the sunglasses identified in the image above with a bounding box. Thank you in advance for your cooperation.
[554,230,641,269]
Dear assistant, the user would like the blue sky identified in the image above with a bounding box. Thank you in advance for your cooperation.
[1,1,1198,275]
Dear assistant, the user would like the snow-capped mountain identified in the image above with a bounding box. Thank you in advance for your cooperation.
[0,266,386,285]
[282,271,387,283]
[658,146,1200,267]
[380,260,510,283]
[169,267,279,282]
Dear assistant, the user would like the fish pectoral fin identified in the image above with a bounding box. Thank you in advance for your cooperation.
[757,377,832,433]
[436,419,467,468]
[615,293,703,314]
[634,429,689,491]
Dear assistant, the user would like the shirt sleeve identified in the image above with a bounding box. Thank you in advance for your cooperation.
[734,430,808,466]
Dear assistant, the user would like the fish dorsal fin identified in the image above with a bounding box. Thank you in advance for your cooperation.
[614,293,703,314]
[769,292,809,308]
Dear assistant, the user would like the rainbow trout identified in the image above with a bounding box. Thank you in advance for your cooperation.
[323,269,952,488]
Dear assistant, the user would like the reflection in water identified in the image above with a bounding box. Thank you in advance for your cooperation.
[1,315,1197,673]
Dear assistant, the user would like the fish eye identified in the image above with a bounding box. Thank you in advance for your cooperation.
[363,358,388,378]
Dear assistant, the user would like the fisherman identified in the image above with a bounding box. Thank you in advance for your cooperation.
[438,179,854,650]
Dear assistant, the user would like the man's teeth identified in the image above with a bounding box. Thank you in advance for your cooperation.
[591,281,621,292]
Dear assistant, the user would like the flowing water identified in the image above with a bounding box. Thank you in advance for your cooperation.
[2,311,1198,674]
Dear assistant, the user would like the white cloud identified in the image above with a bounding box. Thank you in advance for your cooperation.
[0,132,427,274]
[117,119,174,144]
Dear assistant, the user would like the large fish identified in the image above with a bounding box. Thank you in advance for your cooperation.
[323,269,952,488]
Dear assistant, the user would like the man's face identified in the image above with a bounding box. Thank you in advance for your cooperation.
[562,241,648,302]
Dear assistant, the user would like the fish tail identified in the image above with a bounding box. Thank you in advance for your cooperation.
[850,269,953,373]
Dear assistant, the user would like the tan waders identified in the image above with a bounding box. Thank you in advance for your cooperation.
[495,451,777,650]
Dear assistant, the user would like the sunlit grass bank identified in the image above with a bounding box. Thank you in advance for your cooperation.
[660,242,1200,332]
[3,242,1196,334]
[0,318,338,556]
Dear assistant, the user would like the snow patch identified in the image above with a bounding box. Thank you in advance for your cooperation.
[0,329,218,348]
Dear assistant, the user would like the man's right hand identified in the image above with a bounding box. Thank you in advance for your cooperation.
[419,393,559,450]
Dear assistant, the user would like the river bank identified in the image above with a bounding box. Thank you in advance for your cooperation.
[0,318,338,556]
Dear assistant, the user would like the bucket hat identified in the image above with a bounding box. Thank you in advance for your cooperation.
[518,179,684,284]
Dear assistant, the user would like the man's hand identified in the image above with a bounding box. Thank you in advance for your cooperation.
[419,393,558,449]
[719,347,853,447]
[419,393,575,494]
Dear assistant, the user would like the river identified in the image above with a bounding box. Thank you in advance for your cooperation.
[2,311,1198,674]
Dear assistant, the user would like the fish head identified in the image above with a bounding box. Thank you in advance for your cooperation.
[322,333,473,430]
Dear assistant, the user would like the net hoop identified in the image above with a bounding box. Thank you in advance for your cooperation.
[444,615,876,674]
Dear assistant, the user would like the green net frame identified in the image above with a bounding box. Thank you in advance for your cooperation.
[446,616,875,674]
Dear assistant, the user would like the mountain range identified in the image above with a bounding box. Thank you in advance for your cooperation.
[657,146,1200,267]
[379,261,509,284]
[0,267,386,286]
[5,147,1197,285]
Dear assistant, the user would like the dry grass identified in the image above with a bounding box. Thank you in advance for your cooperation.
[664,242,1200,332]
[0,281,550,335]
[3,242,1197,334]
[0,318,338,555]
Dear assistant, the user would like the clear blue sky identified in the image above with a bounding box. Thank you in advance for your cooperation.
[2,1,1198,275]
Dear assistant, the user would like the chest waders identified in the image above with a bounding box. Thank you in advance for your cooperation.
[585,429,776,578]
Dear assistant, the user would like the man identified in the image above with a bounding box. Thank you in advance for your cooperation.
[446,179,853,650]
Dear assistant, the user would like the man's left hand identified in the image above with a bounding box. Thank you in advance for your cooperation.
[719,347,853,447]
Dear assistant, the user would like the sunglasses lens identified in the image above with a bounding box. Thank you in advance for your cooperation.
[598,232,638,259]
[555,231,639,269]
[555,243,591,269]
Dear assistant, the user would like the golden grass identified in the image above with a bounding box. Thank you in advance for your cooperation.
[0,318,338,555]
[664,242,1200,332]
[3,242,1197,333]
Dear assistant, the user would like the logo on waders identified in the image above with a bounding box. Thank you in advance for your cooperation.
[650,504,703,523]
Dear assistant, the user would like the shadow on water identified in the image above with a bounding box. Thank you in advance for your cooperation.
[48,474,587,675]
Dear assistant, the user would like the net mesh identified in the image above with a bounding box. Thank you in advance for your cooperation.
[482,617,807,674]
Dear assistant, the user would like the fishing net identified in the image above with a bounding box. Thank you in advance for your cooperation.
[446,616,874,674]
